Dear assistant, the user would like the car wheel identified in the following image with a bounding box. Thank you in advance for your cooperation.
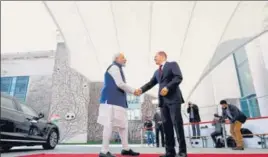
[0,146,12,152]
[42,129,58,150]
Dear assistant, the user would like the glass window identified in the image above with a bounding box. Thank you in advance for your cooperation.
[14,76,29,102]
[127,109,141,120]
[240,99,250,117]
[20,104,38,117]
[1,96,17,110]
[234,48,248,65]
[127,94,141,109]
[237,61,256,96]
[240,94,261,118]
[234,48,260,118]
[248,98,261,117]
[1,77,13,94]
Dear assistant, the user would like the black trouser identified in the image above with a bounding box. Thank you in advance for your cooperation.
[211,131,222,145]
[161,103,186,155]
[155,125,165,147]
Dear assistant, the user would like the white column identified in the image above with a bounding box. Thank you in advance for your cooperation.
[261,2,268,71]
[259,33,268,71]
[245,35,268,117]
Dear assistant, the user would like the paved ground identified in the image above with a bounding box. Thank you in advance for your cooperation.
[1,145,268,157]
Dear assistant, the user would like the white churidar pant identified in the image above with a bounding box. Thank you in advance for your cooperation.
[97,103,129,153]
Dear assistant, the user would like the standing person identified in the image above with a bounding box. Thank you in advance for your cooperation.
[153,107,165,147]
[187,102,201,139]
[144,116,155,147]
[136,51,187,157]
[97,53,140,157]
[220,100,247,150]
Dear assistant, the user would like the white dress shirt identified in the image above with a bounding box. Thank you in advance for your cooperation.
[161,61,166,70]
[108,65,135,94]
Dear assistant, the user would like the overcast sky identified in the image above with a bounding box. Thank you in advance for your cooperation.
[1,1,57,53]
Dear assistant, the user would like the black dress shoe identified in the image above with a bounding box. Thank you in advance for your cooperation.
[99,152,116,157]
[121,149,140,156]
[177,153,187,157]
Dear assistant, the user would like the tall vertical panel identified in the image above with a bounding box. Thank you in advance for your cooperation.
[13,76,30,102]
[49,42,90,143]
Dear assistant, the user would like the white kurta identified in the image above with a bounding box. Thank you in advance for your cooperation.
[97,64,135,129]
[97,103,128,129]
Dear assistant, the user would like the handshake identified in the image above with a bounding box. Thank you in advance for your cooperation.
[133,87,169,96]
[134,88,142,96]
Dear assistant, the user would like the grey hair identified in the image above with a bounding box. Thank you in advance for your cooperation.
[113,52,122,61]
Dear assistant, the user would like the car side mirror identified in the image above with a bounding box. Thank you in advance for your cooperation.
[38,113,44,119]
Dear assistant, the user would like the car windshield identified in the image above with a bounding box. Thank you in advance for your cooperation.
[20,103,38,117]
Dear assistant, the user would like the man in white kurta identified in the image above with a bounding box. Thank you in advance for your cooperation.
[97,53,140,157]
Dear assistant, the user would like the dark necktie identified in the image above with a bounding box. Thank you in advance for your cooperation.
[159,65,163,78]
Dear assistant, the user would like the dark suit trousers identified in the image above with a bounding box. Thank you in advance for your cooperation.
[161,103,187,154]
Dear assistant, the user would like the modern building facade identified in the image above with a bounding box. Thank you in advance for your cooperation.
[186,34,268,122]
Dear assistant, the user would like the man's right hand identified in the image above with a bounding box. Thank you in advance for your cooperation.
[134,88,142,96]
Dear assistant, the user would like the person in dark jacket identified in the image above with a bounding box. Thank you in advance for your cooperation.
[187,102,201,139]
[137,51,187,157]
[153,107,165,147]
[144,117,155,146]
[220,100,247,150]
[211,114,224,148]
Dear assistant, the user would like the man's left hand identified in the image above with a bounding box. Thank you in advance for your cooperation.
[160,87,168,96]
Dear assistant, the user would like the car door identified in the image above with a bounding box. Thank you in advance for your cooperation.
[0,95,29,141]
[19,103,48,141]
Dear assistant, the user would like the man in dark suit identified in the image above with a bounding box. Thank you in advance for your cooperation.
[135,51,187,157]
[187,102,201,139]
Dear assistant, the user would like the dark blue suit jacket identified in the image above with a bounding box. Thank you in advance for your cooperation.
[141,61,185,107]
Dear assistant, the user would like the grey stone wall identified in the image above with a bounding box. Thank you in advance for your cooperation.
[49,42,91,143]
[26,75,53,119]
[87,82,103,141]
[141,95,158,121]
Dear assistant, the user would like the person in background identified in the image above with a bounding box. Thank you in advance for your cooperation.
[114,132,121,143]
[153,107,165,147]
[211,113,224,148]
[144,116,155,147]
[187,102,201,139]
[220,100,247,150]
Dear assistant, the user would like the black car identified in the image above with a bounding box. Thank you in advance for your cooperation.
[0,93,60,152]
